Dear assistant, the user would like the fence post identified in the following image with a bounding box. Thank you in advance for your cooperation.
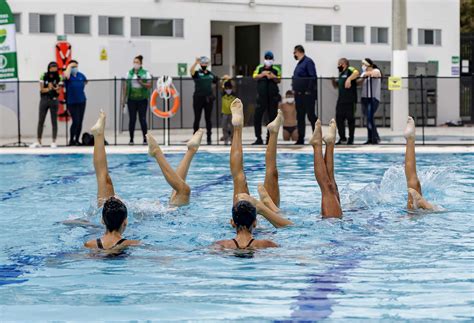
[420,74,425,145]
[16,79,21,146]
[114,77,117,145]
[179,76,183,129]
[215,77,220,146]
[319,76,323,122]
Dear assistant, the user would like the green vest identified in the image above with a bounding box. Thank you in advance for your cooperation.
[127,68,151,101]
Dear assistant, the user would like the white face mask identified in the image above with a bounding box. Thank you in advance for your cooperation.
[362,65,367,72]
[133,63,141,70]
[264,59,274,67]
[225,89,232,95]
[283,98,295,104]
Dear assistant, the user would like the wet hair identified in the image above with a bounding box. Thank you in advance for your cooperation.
[364,58,383,77]
[232,200,257,231]
[294,45,305,53]
[102,197,128,232]
[134,55,143,64]
[285,90,294,96]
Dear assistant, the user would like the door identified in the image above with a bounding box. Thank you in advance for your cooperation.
[235,25,260,77]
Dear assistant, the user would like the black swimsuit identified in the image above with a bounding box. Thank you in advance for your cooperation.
[232,238,255,249]
[96,238,127,250]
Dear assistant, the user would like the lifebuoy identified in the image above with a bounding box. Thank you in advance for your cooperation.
[55,41,72,122]
[151,86,180,118]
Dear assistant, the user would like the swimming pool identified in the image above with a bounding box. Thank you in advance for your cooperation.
[0,152,473,321]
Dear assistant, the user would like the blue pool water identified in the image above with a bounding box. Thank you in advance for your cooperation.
[0,152,473,321]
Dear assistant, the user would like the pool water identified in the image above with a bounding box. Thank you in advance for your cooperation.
[0,152,473,321]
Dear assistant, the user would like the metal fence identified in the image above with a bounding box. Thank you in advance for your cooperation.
[0,76,473,147]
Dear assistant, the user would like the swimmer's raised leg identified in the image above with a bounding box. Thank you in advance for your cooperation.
[264,109,283,206]
[91,110,115,206]
[258,184,280,213]
[237,193,292,228]
[147,133,191,206]
[323,118,340,202]
[404,117,434,210]
[230,98,250,204]
[310,120,342,218]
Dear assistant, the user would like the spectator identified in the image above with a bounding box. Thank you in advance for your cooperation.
[360,58,382,144]
[190,56,218,145]
[279,90,298,142]
[30,62,62,148]
[331,58,360,145]
[252,50,281,145]
[292,45,318,145]
[221,78,236,145]
[123,55,152,145]
[64,60,87,146]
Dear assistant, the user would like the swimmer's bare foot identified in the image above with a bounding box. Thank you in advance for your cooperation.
[408,188,434,210]
[91,110,106,136]
[309,119,322,146]
[187,129,204,151]
[267,109,283,134]
[231,98,244,127]
[404,116,416,141]
[258,184,280,213]
[236,193,258,207]
[323,119,337,145]
[146,133,162,157]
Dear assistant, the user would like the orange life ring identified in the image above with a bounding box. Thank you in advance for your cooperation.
[151,87,180,118]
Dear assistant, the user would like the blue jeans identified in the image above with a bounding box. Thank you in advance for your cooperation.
[361,98,380,143]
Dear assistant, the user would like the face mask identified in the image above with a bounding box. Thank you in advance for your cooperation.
[225,89,232,95]
[201,65,208,71]
[283,98,295,104]
[361,65,367,72]
[133,63,141,70]
[71,67,78,75]
[337,65,344,72]
[264,59,273,67]
[294,55,299,61]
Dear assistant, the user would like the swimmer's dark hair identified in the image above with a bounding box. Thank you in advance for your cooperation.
[102,197,128,232]
[232,200,257,231]
[135,55,143,64]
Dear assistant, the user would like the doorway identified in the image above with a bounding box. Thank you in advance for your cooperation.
[235,25,260,76]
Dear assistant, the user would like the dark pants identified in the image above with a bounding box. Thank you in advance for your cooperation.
[336,102,355,141]
[295,92,317,143]
[361,98,380,143]
[254,94,279,140]
[128,99,148,142]
[193,95,214,137]
[68,102,86,143]
[37,96,58,140]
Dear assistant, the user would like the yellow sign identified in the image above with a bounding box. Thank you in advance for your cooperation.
[388,76,402,90]
[100,48,108,61]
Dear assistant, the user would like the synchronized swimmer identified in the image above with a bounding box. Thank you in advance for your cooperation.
[82,98,436,252]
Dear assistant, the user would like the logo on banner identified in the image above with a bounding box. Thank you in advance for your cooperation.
[0,29,6,44]
[0,55,7,69]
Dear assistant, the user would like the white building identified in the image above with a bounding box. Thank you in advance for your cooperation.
[1,0,461,139]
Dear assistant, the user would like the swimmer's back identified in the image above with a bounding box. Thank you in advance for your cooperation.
[84,238,140,250]
[215,239,278,250]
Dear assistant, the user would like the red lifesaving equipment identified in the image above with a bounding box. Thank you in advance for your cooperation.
[151,87,181,118]
[55,41,72,122]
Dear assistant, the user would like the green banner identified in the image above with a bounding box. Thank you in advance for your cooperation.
[0,0,18,116]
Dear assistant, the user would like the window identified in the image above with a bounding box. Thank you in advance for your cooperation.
[305,24,341,42]
[346,26,365,43]
[131,18,184,37]
[407,28,412,45]
[13,13,21,33]
[99,16,124,36]
[371,27,389,44]
[29,14,55,33]
[64,15,91,34]
[418,29,441,46]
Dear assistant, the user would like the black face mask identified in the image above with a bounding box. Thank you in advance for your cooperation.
[201,65,207,71]
[337,65,344,72]
[294,55,299,61]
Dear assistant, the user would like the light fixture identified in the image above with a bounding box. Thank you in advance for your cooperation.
[249,0,256,7]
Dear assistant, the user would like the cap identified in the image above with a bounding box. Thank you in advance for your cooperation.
[264,51,274,59]
[200,56,210,64]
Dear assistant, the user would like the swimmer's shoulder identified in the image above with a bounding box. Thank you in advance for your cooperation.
[84,239,96,249]
[214,240,235,249]
[83,238,141,249]
[253,239,279,249]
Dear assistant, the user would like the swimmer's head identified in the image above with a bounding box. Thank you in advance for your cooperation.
[102,197,128,233]
[231,200,257,232]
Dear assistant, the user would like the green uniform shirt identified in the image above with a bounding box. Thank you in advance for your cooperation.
[126,68,152,101]
[337,66,358,104]
[192,69,218,97]
[221,93,237,115]
[252,64,281,96]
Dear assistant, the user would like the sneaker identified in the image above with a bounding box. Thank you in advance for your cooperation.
[294,140,304,145]
[347,138,354,145]
[128,140,134,146]
[143,138,147,145]
[336,139,347,145]
[29,142,42,148]
[252,138,264,145]
[50,142,58,148]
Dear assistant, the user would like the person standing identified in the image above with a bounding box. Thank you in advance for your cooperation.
[292,45,318,145]
[221,79,236,145]
[279,90,298,142]
[331,58,360,145]
[190,56,218,145]
[64,60,87,146]
[30,62,62,148]
[360,58,382,144]
[252,51,281,145]
[123,55,152,145]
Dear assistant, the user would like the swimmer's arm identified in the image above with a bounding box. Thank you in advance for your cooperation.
[123,240,141,247]
[256,201,293,228]
[260,240,279,248]
[84,240,96,249]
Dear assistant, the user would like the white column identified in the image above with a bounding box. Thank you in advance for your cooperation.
[391,0,409,132]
